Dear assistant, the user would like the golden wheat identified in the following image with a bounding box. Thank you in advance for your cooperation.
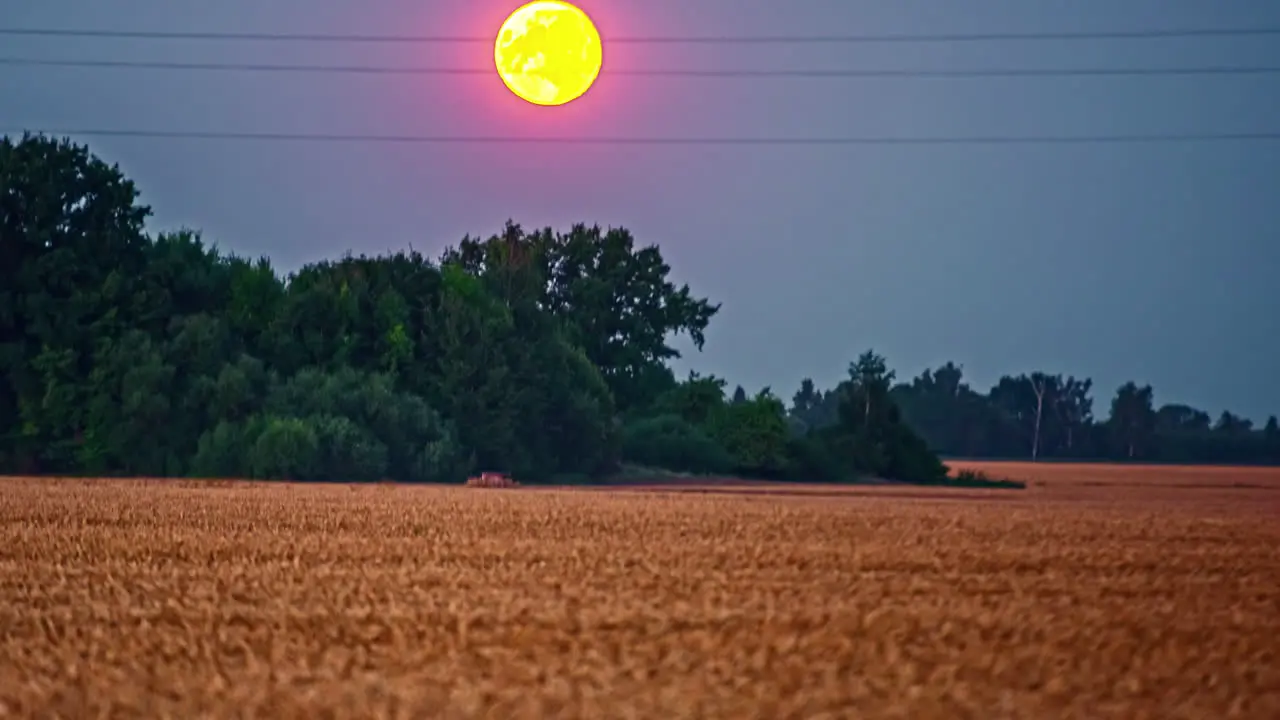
[1,474,1277,718]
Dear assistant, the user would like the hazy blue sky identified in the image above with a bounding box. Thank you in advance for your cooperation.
[5,0,1278,420]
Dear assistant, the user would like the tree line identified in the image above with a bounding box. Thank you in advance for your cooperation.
[1,135,1274,485]
[1,134,954,484]
[873,367,1277,465]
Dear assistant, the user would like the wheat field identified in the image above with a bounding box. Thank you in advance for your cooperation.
[1,468,1277,718]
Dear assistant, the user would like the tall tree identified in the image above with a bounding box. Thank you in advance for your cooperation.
[1,134,155,470]
[652,371,728,427]
[1108,382,1156,459]
[804,349,945,482]
[1027,373,1053,461]
[443,221,719,412]
[791,378,821,418]
[990,374,1053,459]
[790,378,840,433]
[1054,376,1094,455]
[847,351,895,426]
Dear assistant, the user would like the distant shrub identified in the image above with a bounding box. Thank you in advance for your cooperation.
[706,395,791,478]
[249,416,321,481]
[781,435,848,483]
[309,414,389,483]
[883,424,950,483]
[945,468,1027,489]
[192,418,268,478]
[265,368,464,483]
[621,414,734,475]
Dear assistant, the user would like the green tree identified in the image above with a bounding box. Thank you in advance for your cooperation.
[249,417,321,481]
[265,367,463,483]
[309,415,389,483]
[846,351,896,428]
[803,351,947,482]
[82,330,178,475]
[225,256,285,358]
[431,263,529,476]
[192,418,267,478]
[443,221,719,413]
[650,372,728,427]
[621,415,734,475]
[891,363,1015,458]
[708,389,790,477]
[1108,382,1156,459]
[1,134,155,471]
[789,378,839,433]
[514,337,620,478]
[1054,376,1094,455]
[790,378,821,423]
[139,231,234,328]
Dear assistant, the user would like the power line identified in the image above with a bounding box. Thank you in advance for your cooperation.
[6,57,1280,79]
[2,26,1280,44]
[7,128,1279,146]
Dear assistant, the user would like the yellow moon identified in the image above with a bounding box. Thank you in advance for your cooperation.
[494,1,603,106]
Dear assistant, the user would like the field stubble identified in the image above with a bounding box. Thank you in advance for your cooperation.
[1,468,1278,718]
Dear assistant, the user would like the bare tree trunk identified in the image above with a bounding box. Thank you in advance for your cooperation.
[1030,377,1046,461]
[1032,400,1042,461]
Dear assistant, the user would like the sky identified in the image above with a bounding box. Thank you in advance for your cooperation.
[4,0,1279,422]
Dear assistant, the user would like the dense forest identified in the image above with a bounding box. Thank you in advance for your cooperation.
[2,135,1276,484]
